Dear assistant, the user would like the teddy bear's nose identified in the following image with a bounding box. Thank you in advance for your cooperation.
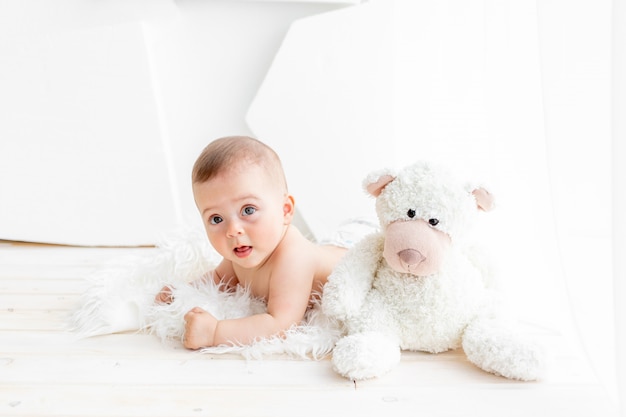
[398,249,425,266]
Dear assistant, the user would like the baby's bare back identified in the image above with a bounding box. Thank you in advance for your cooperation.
[234,227,347,302]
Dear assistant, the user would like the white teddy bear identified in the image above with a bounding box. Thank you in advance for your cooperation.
[322,161,546,381]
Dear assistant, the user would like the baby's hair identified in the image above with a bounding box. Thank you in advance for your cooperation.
[192,135,288,191]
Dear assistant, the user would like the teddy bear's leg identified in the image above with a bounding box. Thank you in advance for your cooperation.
[331,331,401,380]
[461,317,546,381]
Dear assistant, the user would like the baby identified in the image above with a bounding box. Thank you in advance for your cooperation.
[155,135,347,349]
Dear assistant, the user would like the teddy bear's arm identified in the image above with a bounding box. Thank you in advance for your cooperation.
[321,233,384,320]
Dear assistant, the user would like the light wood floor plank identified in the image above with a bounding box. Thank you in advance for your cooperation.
[0,384,618,417]
[0,310,70,331]
[0,294,80,310]
[0,278,87,294]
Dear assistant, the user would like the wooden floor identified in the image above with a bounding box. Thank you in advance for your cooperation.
[0,241,620,417]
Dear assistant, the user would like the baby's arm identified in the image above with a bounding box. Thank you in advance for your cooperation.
[199,259,239,290]
[182,249,312,349]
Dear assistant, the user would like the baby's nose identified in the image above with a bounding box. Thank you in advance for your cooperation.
[226,220,245,237]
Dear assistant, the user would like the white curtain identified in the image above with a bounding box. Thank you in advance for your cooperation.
[612,0,625,414]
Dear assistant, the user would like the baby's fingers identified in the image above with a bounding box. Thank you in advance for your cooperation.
[155,286,174,304]
[184,306,207,320]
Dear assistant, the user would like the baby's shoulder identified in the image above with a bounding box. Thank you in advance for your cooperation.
[274,227,320,263]
[280,226,315,252]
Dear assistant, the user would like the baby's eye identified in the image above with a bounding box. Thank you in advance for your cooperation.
[407,209,416,219]
[242,206,256,216]
[428,218,439,226]
[209,215,223,225]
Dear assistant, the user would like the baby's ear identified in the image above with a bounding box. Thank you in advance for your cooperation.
[283,194,296,222]
[363,169,396,197]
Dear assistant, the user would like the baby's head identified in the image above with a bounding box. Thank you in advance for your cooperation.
[192,136,295,266]
[192,135,288,194]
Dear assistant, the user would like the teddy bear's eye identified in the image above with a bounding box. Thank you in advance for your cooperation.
[429,218,439,226]
[407,209,416,219]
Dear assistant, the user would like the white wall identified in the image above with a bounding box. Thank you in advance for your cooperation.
[142,0,351,233]
[0,1,179,246]
[0,0,346,245]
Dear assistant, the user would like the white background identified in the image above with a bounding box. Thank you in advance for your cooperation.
[0,0,620,412]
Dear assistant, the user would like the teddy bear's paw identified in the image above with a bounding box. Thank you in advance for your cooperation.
[331,332,401,380]
[462,318,547,381]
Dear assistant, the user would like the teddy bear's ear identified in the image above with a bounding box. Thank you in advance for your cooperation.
[363,170,396,197]
[472,187,495,211]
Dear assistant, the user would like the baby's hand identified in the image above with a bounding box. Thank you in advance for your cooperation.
[183,307,218,349]
[155,285,174,304]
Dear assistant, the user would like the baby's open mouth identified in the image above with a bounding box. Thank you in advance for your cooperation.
[233,246,252,258]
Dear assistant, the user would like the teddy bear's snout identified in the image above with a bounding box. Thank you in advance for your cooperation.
[398,249,425,266]
[383,219,451,276]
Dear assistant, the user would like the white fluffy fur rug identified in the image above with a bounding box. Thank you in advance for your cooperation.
[68,229,343,360]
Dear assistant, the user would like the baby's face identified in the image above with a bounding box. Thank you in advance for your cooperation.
[193,163,292,270]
